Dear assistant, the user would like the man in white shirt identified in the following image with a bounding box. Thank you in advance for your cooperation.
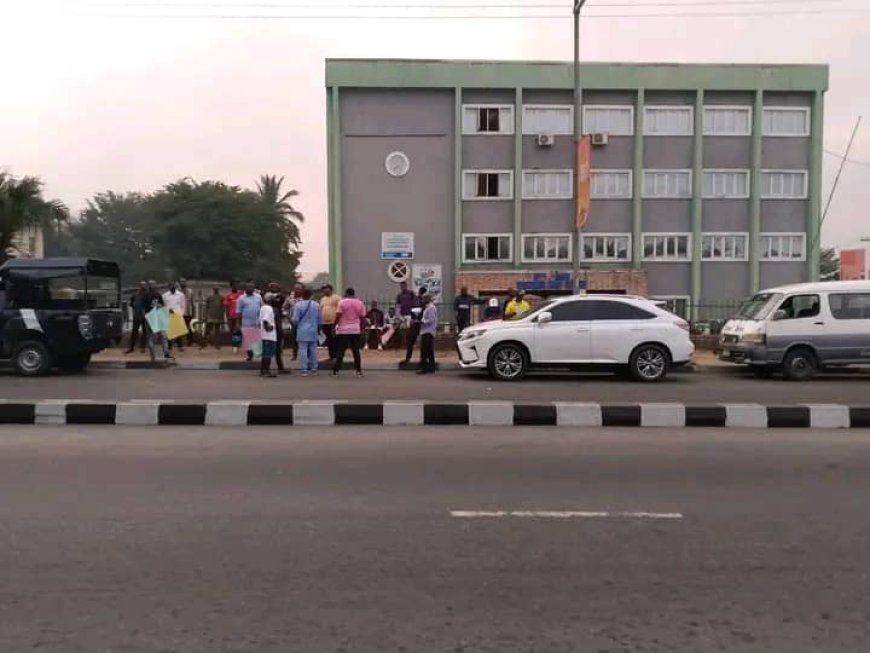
[162,282,187,352]
[259,293,278,378]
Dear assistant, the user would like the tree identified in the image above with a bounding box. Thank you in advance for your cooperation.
[820,247,839,281]
[308,271,331,288]
[0,172,69,262]
[256,174,304,248]
[151,178,300,283]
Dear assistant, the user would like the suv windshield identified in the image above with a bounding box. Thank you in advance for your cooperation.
[735,293,780,320]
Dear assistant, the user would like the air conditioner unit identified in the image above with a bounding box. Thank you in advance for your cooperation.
[536,133,555,147]
[591,132,609,146]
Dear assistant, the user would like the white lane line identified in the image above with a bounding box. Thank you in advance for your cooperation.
[450,510,683,520]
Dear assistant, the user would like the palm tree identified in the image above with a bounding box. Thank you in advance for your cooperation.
[0,172,69,262]
[256,174,304,247]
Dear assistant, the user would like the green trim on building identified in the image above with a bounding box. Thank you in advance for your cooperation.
[808,90,825,282]
[454,87,463,274]
[513,86,523,269]
[326,59,828,92]
[632,89,645,269]
[328,86,343,290]
[326,87,336,284]
[749,90,764,293]
[691,89,704,318]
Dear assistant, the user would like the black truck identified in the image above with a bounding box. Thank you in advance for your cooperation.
[0,258,123,375]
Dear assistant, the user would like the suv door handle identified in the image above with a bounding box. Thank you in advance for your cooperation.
[814,321,825,326]
[576,328,589,333]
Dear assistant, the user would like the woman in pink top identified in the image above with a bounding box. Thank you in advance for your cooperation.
[332,288,367,376]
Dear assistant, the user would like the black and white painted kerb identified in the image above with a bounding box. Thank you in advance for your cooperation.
[1,400,869,428]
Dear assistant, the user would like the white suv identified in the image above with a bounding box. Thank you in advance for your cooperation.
[457,295,694,382]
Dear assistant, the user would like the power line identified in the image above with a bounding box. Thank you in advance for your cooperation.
[824,149,870,169]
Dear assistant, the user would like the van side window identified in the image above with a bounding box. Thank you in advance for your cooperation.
[829,293,870,320]
[777,294,820,320]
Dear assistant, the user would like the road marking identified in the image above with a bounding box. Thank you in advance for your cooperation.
[449,510,683,520]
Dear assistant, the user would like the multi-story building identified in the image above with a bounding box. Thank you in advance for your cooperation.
[325,59,828,318]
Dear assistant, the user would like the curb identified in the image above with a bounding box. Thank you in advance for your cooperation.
[3,401,869,428]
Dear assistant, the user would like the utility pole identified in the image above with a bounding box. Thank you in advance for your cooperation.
[573,0,587,295]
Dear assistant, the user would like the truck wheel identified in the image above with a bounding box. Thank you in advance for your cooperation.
[488,343,529,381]
[782,347,818,381]
[57,353,92,372]
[630,344,669,383]
[12,340,53,377]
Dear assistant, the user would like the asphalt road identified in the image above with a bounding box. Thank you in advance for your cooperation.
[2,427,870,651]
[1,367,870,404]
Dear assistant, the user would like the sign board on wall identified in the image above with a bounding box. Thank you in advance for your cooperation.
[840,248,867,280]
[381,232,415,259]
[412,263,442,302]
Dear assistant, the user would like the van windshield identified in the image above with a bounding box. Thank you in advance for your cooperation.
[736,293,781,320]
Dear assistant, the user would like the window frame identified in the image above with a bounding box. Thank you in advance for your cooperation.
[828,293,870,321]
[461,233,514,265]
[762,106,811,138]
[702,105,753,137]
[521,104,573,136]
[521,233,573,263]
[641,232,693,262]
[582,104,635,136]
[643,105,694,136]
[521,169,574,200]
[642,169,693,199]
[702,168,751,199]
[760,169,809,200]
[590,169,633,200]
[759,232,807,262]
[776,293,821,320]
[461,169,514,201]
[580,233,633,263]
[701,232,750,262]
[461,104,515,136]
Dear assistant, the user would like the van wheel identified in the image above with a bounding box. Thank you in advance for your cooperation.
[630,344,669,383]
[57,353,92,372]
[488,343,529,381]
[12,340,53,377]
[782,347,818,381]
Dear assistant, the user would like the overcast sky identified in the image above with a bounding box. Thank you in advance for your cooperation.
[2,0,868,277]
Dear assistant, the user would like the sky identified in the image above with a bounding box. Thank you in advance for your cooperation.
[1,0,869,277]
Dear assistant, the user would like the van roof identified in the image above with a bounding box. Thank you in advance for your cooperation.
[760,280,870,294]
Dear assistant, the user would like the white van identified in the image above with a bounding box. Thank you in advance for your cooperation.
[719,280,870,380]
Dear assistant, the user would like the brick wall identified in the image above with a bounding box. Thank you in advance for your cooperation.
[455,270,648,297]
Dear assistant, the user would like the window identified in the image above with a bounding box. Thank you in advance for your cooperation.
[760,233,806,261]
[703,170,750,199]
[762,107,810,137]
[644,106,693,136]
[462,105,514,135]
[591,170,632,199]
[829,293,870,320]
[643,170,692,198]
[462,170,513,200]
[522,234,571,262]
[589,300,656,320]
[522,170,573,199]
[523,105,573,135]
[652,296,690,319]
[462,234,512,263]
[583,105,634,136]
[761,170,808,199]
[776,294,820,320]
[703,106,752,136]
[701,233,749,261]
[581,234,632,262]
[642,233,691,261]
[549,301,593,322]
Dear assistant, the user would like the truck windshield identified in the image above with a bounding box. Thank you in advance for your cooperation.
[735,293,780,320]
[87,275,121,309]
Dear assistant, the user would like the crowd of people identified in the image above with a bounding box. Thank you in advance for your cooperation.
[125,277,479,378]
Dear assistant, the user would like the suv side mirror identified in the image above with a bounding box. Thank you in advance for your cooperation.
[772,309,788,321]
[537,311,552,324]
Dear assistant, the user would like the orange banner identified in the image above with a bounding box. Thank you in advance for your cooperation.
[840,248,867,280]
[576,135,591,229]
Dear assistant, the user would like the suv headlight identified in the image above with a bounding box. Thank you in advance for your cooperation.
[741,333,766,345]
[459,329,486,341]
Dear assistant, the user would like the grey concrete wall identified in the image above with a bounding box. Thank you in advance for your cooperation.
[763,92,813,107]
[702,263,750,301]
[760,201,808,231]
[760,262,807,289]
[585,200,632,233]
[523,136,572,168]
[463,137,514,169]
[463,89,515,104]
[583,91,636,105]
[463,202,514,234]
[645,263,692,296]
[644,138,693,168]
[703,137,752,167]
[762,138,810,168]
[341,89,452,135]
[522,201,573,233]
[645,90,696,106]
[589,138,634,168]
[703,200,751,231]
[704,91,754,106]
[642,200,693,232]
[524,90,573,104]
